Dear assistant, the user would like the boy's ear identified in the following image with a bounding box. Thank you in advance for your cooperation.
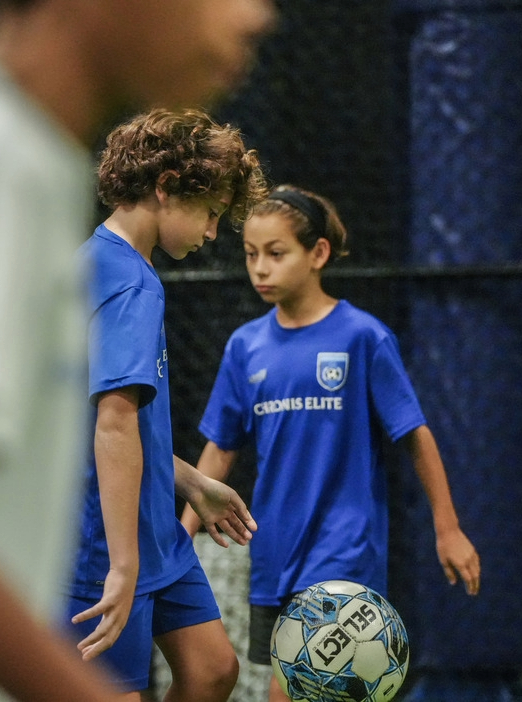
[156,169,180,196]
[312,237,331,270]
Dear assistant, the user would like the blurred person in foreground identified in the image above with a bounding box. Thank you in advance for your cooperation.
[0,1,276,700]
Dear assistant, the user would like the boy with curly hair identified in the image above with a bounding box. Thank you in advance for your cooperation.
[64,108,269,702]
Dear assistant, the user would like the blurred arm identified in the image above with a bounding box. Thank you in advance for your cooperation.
[0,575,121,701]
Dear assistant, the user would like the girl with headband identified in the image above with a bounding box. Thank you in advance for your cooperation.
[181,184,480,702]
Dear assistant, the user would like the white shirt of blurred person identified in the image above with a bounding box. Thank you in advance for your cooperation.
[0,0,276,622]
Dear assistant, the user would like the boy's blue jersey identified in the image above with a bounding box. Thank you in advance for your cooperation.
[199,300,426,604]
[70,224,196,598]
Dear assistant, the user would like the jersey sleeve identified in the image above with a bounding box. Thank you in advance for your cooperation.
[199,338,249,450]
[88,286,162,407]
[370,333,426,442]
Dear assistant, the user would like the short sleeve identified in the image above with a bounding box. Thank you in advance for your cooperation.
[88,286,162,406]
[370,333,426,442]
[199,338,249,450]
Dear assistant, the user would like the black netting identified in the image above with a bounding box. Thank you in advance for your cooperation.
[156,0,400,274]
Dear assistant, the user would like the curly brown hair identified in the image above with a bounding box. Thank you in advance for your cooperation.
[97,108,268,226]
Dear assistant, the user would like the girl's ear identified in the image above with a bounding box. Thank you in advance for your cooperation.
[311,237,331,270]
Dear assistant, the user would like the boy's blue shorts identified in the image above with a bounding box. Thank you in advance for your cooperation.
[65,561,221,691]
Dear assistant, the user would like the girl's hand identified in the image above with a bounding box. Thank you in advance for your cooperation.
[436,528,480,596]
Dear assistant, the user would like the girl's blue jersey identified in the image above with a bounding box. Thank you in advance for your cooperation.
[200,301,426,604]
[70,225,196,598]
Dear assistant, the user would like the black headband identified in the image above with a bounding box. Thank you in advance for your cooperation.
[267,189,327,237]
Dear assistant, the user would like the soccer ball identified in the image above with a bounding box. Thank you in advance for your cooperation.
[270,580,409,702]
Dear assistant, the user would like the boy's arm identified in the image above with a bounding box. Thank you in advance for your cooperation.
[399,424,480,596]
[0,575,122,701]
[176,442,247,546]
[72,386,142,661]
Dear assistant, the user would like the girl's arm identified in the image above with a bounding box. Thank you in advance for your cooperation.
[399,424,480,595]
[178,441,241,542]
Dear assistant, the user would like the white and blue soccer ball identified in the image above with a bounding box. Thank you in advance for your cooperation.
[270,580,409,702]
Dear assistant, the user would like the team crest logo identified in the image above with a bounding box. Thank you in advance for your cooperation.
[316,352,349,391]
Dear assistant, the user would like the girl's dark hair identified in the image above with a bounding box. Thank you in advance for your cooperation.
[253,184,349,265]
[97,108,268,226]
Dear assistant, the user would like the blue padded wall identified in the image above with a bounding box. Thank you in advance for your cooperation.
[396,5,522,675]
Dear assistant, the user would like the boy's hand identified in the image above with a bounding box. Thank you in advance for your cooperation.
[188,475,257,548]
[436,528,481,596]
[71,568,138,661]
